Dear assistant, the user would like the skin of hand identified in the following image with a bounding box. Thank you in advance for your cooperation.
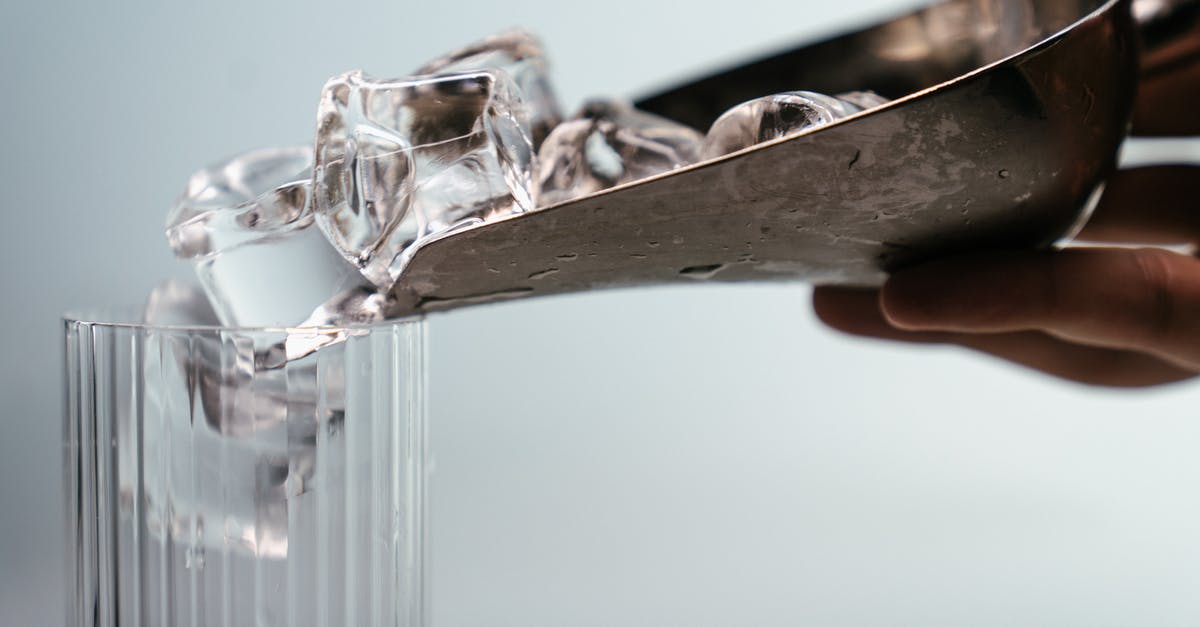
[813,30,1200,388]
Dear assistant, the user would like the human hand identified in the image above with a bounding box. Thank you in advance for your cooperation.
[813,33,1200,388]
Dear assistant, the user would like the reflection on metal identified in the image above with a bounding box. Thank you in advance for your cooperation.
[388,0,1187,315]
[1134,0,1199,31]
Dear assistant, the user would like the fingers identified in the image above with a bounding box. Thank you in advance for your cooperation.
[1079,166,1200,245]
[813,286,1196,387]
[813,287,954,343]
[878,248,1200,371]
[952,330,1195,387]
[1134,24,1200,136]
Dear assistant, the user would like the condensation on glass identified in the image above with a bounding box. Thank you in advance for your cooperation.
[64,312,428,627]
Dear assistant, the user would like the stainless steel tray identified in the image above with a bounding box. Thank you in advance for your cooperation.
[388,0,1179,315]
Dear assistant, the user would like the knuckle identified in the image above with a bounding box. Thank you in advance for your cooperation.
[1129,248,1178,342]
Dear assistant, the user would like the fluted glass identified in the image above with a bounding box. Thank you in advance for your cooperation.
[63,311,428,627]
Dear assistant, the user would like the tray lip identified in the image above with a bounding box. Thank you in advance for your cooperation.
[415,0,1126,252]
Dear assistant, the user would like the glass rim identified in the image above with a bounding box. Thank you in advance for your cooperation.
[63,306,425,333]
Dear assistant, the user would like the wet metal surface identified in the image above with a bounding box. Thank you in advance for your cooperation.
[389,0,1145,315]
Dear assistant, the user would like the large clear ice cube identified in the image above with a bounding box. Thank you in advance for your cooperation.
[537,99,703,206]
[166,147,367,327]
[141,282,334,529]
[142,280,290,441]
[311,69,536,290]
[702,90,887,159]
[415,30,562,146]
[139,325,336,565]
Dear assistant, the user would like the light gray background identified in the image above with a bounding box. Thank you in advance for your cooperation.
[4,0,1200,625]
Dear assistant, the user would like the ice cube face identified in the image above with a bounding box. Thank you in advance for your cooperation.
[310,76,418,288]
[167,147,367,328]
[415,30,562,147]
[312,69,536,290]
[537,99,703,206]
[702,91,885,159]
[143,279,221,327]
[166,146,313,259]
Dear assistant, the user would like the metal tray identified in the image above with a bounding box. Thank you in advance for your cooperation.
[389,0,1161,315]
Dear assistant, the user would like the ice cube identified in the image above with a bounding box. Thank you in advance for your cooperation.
[141,278,345,445]
[835,90,890,111]
[252,286,394,370]
[140,308,334,563]
[142,280,224,439]
[167,146,311,258]
[143,279,221,327]
[536,99,703,206]
[702,91,885,159]
[166,147,367,327]
[415,30,562,146]
[311,69,536,289]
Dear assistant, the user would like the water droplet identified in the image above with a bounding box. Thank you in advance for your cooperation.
[647,241,660,248]
[998,169,1010,179]
[527,268,560,280]
[679,264,725,279]
[555,253,578,261]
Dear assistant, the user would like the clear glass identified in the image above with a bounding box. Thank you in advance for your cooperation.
[63,311,428,627]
